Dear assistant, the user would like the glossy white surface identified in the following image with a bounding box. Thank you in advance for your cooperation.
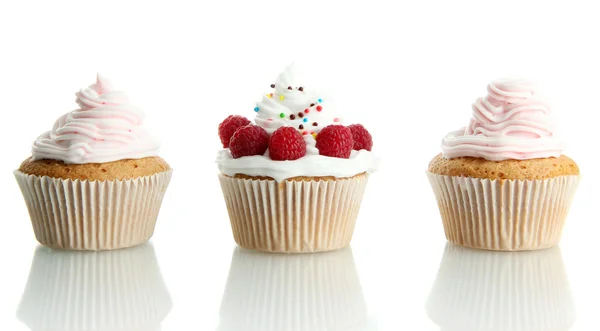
[2,0,600,329]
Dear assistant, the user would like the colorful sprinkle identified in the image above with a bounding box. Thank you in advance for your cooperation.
[312,122,318,126]
[299,87,304,91]
[310,103,315,107]
[288,86,292,90]
[311,132,317,138]
[268,118,273,121]
[266,93,272,98]
[290,114,296,120]
[279,113,285,118]
[303,131,308,135]
[279,95,285,100]
[299,124,304,130]
[270,84,276,88]
[303,118,308,123]
[333,117,340,122]
[254,107,260,112]
[298,112,304,118]
[318,98,323,103]
[316,105,323,111]
[304,109,310,113]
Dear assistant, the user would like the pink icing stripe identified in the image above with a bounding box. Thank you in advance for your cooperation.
[441,79,563,161]
[31,74,160,164]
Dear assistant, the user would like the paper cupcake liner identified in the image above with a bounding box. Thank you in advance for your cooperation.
[218,173,369,253]
[14,170,173,250]
[427,173,580,251]
[426,243,574,331]
[17,243,172,331]
[218,247,367,331]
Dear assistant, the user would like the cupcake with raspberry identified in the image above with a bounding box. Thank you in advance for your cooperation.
[217,64,379,253]
[14,74,172,250]
[428,78,580,251]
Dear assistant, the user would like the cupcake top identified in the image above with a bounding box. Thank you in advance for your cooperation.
[441,78,563,161]
[216,65,379,182]
[31,74,160,164]
[254,64,340,135]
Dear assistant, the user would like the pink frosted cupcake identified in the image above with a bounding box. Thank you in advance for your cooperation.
[15,75,172,250]
[428,79,580,251]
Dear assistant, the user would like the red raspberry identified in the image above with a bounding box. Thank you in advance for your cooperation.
[269,127,306,161]
[229,125,269,159]
[348,124,373,151]
[315,125,353,158]
[218,115,251,148]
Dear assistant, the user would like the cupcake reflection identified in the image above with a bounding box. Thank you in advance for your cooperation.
[426,244,575,331]
[219,247,371,331]
[17,244,172,331]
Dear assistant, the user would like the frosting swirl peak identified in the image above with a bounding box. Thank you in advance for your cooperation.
[31,74,160,164]
[254,64,341,135]
[441,79,563,161]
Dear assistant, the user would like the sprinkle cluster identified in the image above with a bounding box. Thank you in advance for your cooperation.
[254,83,326,136]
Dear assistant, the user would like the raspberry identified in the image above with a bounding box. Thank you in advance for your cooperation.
[229,125,269,159]
[218,115,251,148]
[348,124,373,151]
[269,127,306,161]
[315,125,353,158]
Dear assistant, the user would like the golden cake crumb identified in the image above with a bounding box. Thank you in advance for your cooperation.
[18,156,171,181]
[428,153,579,180]
[231,172,367,182]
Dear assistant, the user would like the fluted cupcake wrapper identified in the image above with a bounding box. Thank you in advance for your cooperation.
[427,173,580,251]
[218,173,368,253]
[17,244,172,331]
[14,170,173,251]
[426,244,574,331]
[219,247,367,331]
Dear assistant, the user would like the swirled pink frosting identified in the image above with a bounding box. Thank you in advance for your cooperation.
[441,79,563,161]
[31,74,160,164]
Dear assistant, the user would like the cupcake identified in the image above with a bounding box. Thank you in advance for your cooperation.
[14,74,172,250]
[427,79,580,251]
[18,243,172,331]
[426,244,574,331]
[218,247,368,331]
[217,64,379,253]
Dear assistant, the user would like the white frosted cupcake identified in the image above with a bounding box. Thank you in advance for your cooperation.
[17,243,172,331]
[218,247,368,331]
[217,65,379,253]
[426,243,575,331]
[14,75,172,250]
[428,79,580,251]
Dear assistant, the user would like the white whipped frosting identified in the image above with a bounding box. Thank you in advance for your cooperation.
[217,65,379,182]
[254,64,341,135]
[217,149,378,182]
[31,74,160,164]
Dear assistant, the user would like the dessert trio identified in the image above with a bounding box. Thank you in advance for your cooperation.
[14,69,579,253]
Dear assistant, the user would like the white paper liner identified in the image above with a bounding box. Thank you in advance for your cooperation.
[426,243,575,331]
[17,243,172,331]
[218,247,367,331]
[14,170,173,251]
[427,173,580,251]
[218,173,369,253]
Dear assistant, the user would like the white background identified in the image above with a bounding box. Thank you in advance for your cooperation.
[0,0,598,330]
